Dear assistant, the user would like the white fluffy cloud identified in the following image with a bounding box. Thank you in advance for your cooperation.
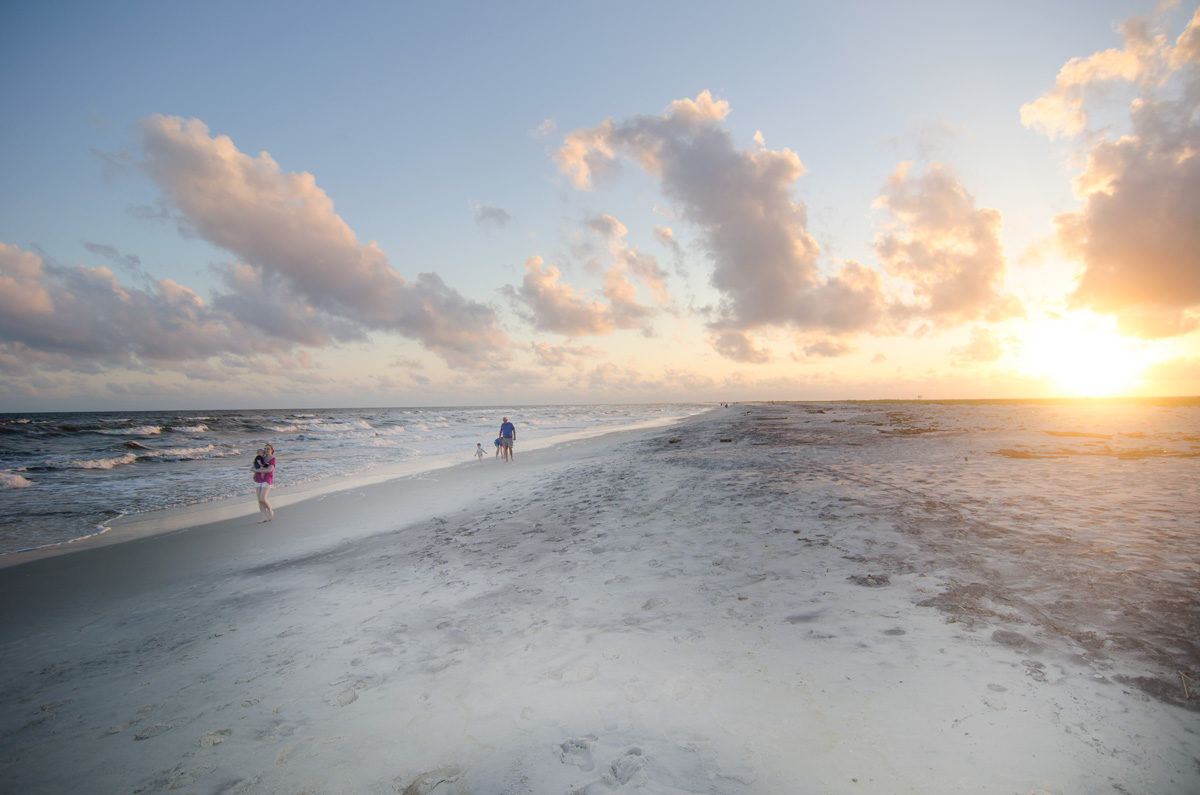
[140,115,508,366]
[556,92,893,360]
[1025,7,1200,338]
[505,256,652,337]
[1019,13,1167,139]
[874,162,1022,325]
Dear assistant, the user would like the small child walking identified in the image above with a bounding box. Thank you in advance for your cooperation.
[474,443,486,462]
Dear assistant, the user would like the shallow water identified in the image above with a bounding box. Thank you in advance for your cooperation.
[0,403,708,554]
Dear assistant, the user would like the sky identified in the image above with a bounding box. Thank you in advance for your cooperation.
[1,0,1198,410]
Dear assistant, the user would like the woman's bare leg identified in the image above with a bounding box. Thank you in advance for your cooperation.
[257,484,274,521]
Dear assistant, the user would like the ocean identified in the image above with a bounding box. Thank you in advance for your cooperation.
[0,403,710,556]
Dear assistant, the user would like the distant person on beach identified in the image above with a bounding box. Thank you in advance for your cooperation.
[499,417,516,462]
[475,443,486,462]
[252,443,275,522]
[494,437,502,458]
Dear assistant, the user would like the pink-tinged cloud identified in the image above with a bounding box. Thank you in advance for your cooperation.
[139,115,508,366]
[529,342,603,367]
[800,339,856,359]
[875,163,1022,325]
[1020,12,1169,139]
[506,256,653,337]
[586,214,672,306]
[1057,125,1200,337]
[556,91,891,361]
[1028,8,1200,338]
[0,243,271,365]
[709,330,770,364]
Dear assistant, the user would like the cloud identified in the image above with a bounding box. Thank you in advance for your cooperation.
[0,242,264,365]
[211,263,367,347]
[506,256,627,336]
[1026,7,1200,338]
[586,214,671,306]
[709,330,770,363]
[473,203,515,228]
[507,210,665,338]
[84,242,143,274]
[555,91,891,359]
[529,341,603,367]
[531,118,557,138]
[602,260,655,330]
[949,327,1005,364]
[582,361,660,392]
[139,115,508,366]
[585,214,627,239]
[874,162,1022,325]
[653,225,682,255]
[1019,11,1170,139]
[663,368,716,392]
[800,339,855,359]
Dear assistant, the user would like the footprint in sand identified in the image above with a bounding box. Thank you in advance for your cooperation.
[558,736,597,771]
[199,728,231,747]
[134,723,173,741]
[1023,660,1048,682]
[326,688,358,707]
[104,720,137,736]
[609,747,645,785]
[396,764,466,795]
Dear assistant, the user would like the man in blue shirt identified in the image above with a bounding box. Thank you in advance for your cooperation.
[498,416,516,462]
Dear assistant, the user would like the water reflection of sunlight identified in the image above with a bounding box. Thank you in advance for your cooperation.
[1019,312,1153,397]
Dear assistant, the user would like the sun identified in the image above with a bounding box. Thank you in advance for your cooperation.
[1018,312,1152,397]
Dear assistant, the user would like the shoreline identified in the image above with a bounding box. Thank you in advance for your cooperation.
[0,411,711,570]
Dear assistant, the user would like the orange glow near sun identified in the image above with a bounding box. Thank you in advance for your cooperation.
[1018,311,1154,397]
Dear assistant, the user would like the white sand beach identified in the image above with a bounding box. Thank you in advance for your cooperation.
[1,404,1197,794]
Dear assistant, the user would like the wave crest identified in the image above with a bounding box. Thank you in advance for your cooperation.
[0,471,33,488]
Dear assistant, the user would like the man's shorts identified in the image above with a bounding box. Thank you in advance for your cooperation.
[501,438,513,448]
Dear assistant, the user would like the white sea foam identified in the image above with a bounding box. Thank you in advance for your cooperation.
[172,423,210,433]
[141,444,226,460]
[98,425,163,436]
[0,471,33,488]
[71,453,138,469]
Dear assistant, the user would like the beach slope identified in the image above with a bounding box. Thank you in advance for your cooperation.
[1,404,1196,793]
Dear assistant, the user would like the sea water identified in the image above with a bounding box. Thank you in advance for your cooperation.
[0,403,709,555]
